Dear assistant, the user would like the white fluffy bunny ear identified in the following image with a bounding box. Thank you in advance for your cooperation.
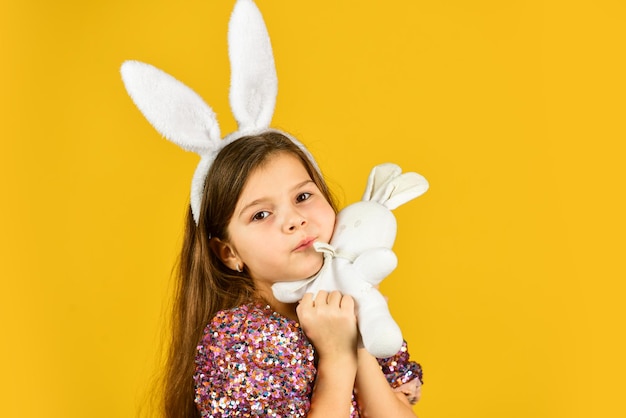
[228,0,278,133]
[120,60,222,153]
[363,163,430,210]
[120,60,223,224]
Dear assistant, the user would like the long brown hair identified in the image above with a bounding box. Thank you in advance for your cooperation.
[161,131,336,417]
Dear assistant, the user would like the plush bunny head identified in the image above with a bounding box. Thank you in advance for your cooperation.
[332,202,395,253]
[332,163,428,253]
[120,0,318,224]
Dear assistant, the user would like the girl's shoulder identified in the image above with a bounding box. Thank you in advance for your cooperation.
[207,303,298,335]
[211,302,284,325]
[198,302,313,357]
[194,304,317,414]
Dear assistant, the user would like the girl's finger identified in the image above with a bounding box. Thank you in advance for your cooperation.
[327,290,343,307]
[300,293,315,306]
[340,293,355,310]
[315,290,329,305]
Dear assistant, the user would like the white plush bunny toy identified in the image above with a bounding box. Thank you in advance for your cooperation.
[272,163,428,358]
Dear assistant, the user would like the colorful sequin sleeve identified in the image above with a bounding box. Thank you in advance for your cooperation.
[378,340,423,404]
[194,304,317,417]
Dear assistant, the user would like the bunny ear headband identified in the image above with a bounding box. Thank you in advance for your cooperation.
[120,0,319,224]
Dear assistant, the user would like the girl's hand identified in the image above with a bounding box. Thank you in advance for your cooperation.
[296,290,358,359]
[299,291,358,417]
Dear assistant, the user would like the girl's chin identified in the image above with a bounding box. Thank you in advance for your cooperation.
[302,260,324,280]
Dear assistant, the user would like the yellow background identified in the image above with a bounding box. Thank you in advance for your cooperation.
[2,0,624,416]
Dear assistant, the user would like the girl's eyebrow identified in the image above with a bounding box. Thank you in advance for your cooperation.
[291,179,314,191]
[237,179,314,218]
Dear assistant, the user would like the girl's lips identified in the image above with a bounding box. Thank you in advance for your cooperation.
[294,237,315,251]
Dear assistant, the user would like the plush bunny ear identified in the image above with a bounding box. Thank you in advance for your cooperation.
[228,0,278,133]
[363,163,429,210]
[120,60,223,224]
[362,163,402,199]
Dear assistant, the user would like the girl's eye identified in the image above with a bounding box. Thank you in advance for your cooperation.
[296,192,311,203]
[252,211,270,221]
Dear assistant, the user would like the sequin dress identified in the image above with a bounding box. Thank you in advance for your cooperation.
[194,303,423,417]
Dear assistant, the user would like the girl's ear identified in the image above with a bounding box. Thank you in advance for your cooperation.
[209,237,240,270]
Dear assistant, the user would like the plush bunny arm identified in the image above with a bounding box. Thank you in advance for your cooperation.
[271,277,315,303]
[356,288,404,358]
[352,248,398,286]
[228,0,277,133]
[271,251,338,302]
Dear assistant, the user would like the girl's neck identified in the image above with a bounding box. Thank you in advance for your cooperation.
[272,301,299,322]
[255,289,299,322]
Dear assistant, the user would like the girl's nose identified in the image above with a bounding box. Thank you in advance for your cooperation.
[284,212,307,233]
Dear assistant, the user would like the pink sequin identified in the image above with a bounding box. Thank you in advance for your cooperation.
[194,303,422,417]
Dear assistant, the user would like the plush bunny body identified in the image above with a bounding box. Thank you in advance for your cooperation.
[272,163,428,358]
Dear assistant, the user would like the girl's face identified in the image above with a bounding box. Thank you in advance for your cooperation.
[223,152,335,295]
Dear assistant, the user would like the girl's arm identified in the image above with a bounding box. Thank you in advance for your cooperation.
[297,291,358,417]
[354,348,419,418]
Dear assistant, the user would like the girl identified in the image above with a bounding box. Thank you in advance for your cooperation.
[162,131,423,417]
[120,2,423,415]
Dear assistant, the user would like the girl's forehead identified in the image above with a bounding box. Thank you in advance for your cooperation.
[251,152,308,181]
[239,153,311,196]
